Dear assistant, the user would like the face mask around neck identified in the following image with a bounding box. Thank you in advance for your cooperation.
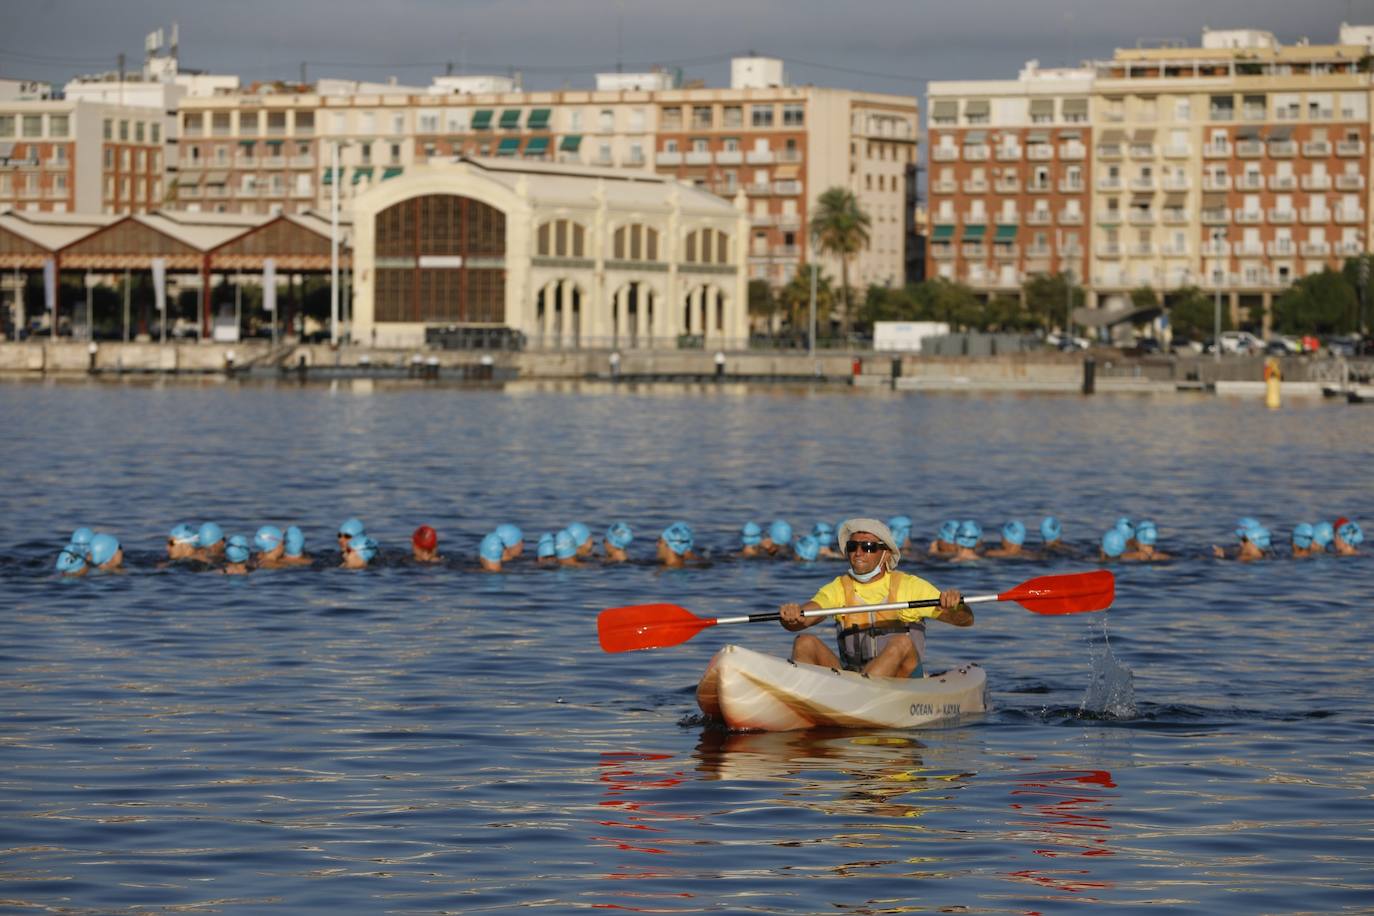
[848,563,884,583]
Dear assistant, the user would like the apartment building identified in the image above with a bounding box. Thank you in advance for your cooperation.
[0,99,166,214]
[928,25,1374,326]
[927,62,1095,294]
[172,57,918,289]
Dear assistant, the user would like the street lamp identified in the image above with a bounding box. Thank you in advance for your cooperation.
[329,139,349,347]
[1211,227,1226,363]
[807,233,817,359]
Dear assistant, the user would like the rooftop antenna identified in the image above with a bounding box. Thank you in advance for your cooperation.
[616,0,625,72]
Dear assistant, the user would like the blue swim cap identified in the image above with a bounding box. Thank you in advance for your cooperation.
[89,533,120,567]
[198,522,224,547]
[1102,529,1126,558]
[956,520,982,549]
[890,521,912,547]
[1136,521,1158,546]
[537,532,556,559]
[479,532,505,562]
[70,527,95,547]
[254,525,283,552]
[284,526,305,557]
[813,521,834,542]
[169,523,198,545]
[1040,516,1062,542]
[495,524,523,549]
[567,522,592,548]
[1312,522,1335,548]
[226,535,251,565]
[1339,520,1364,546]
[887,516,912,536]
[939,519,960,542]
[339,518,365,539]
[767,519,792,545]
[1002,520,1026,546]
[554,529,577,560]
[1245,526,1271,550]
[1292,523,1314,549]
[348,534,377,563]
[741,521,762,546]
[1234,517,1260,538]
[794,534,819,562]
[1115,517,1136,541]
[662,522,694,556]
[55,544,87,574]
[606,522,633,550]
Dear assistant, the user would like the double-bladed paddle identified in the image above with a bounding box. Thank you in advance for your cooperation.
[597,570,1114,653]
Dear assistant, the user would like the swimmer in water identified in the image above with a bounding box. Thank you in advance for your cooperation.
[1290,523,1315,558]
[223,535,251,575]
[1212,519,1268,562]
[984,520,1031,558]
[604,523,633,563]
[657,522,694,568]
[887,515,913,552]
[70,527,94,554]
[253,526,287,568]
[412,525,440,563]
[761,519,792,558]
[478,532,505,572]
[167,524,199,561]
[1124,520,1170,561]
[812,522,840,559]
[535,532,557,567]
[794,534,820,563]
[929,519,959,556]
[1100,528,1127,562]
[495,524,524,562]
[1040,516,1069,553]
[566,522,594,559]
[739,522,764,558]
[279,526,311,566]
[1311,521,1335,555]
[554,529,581,567]
[1114,517,1138,551]
[88,533,123,572]
[55,543,88,577]
[1333,518,1363,556]
[193,522,225,563]
[341,534,377,570]
[950,520,982,562]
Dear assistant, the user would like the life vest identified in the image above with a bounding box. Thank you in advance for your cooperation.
[833,571,927,671]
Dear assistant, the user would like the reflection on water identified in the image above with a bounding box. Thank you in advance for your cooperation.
[1,382,1371,913]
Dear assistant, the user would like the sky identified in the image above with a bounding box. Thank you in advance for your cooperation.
[4,0,1373,96]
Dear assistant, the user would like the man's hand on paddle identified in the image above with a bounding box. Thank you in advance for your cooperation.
[779,601,820,631]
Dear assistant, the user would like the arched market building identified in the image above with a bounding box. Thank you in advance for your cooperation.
[350,157,749,350]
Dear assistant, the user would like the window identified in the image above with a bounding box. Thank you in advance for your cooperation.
[102,118,113,139]
[723,106,743,128]
[118,119,130,140]
[418,111,439,133]
[390,143,401,164]
[751,105,774,127]
[684,227,729,264]
[612,223,660,261]
[150,122,160,143]
[103,148,113,168]
[392,113,405,135]
[1174,98,1191,121]
[359,111,376,134]
[22,115,42,138]
[598,109,614,132]
[691,137,708,152]
[135,121,145,142]
[240,112,258,135]
[49,114,69,137]
[295,111,314,134]
[661,107,681,130]
[536,219,587,258]
[0,115,14,137]
[629,108,645,132]
[782,103,804,126]
[692,106,712,129]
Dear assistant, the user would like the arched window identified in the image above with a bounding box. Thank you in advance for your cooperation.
[374,194,506,323]
[683,227,731,264]
[536,219,587,258]
[612,223,660,261]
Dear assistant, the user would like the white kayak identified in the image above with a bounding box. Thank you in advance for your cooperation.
[696,644,988,732]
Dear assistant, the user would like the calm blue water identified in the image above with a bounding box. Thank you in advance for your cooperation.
[2,379,1371,914]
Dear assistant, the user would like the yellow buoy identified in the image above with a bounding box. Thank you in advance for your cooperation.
[1264,357,1282,409]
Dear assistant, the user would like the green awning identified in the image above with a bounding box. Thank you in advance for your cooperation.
[322,167,342,185]
[962,224,987,240]
[238,140,256,149]
[471,109,493,130]
[931,224,955,240]
[499,109,522,129]
[524,136,549,155]
[527,108,551,129]
[265,139,284,147]
[994,224,1018,241]
[381,166,403,180]
[351,166,373,184]
[559,134,582,152]
[496,137,520,156]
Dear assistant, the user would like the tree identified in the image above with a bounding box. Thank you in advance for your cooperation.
[1022,272,1084,332]
[777,265,834,334]
[1273,269,1358,336]
[923,277,982,330]
[979,294,1026,332]
[809,187,871,335]
[747,279,775,326]
[1168,286,1229,341]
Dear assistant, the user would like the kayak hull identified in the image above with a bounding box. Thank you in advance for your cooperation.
[696,644,987,732]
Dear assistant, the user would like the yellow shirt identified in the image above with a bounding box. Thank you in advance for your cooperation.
[812,570,942,625]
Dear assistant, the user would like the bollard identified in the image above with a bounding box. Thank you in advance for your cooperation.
[609,350,621,382]
[224,349,236,377]
[409,354,423,378]
[851,357,862,380]
[714,350,726,381]
[296,354,308,380]
[1082,357,1096,395]
[478,354,494,381]
[890,356,902,390]
[425,356,440,380]
[87,341,99,374]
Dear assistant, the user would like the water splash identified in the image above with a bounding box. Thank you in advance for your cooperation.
[1079,616,1137,719]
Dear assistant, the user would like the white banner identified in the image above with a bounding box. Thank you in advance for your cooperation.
[262,258,276,312]
[151,257,167,312]
[42,259,55,315]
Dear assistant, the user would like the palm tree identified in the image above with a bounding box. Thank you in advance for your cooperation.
[809,187,871,335]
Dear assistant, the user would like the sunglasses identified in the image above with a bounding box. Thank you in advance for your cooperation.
[845,539,886,554]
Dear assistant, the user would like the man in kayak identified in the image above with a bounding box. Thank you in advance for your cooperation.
[779,518,971,678]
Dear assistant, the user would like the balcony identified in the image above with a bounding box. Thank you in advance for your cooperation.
[1201,208,1231,225]
[1025,244,1052,258]
[1235,173,1264,191]
[1303,141,1332,157]
[963,211,990,224]
[1268,208,1296,224]
[1235,209,1264,224]
[1059,144,1086,160]
[263,155,286,169]
[1201,240,1230,256]
[1335,241,1364,256]
[1026,210,1053,225]
[291,183,314,198]
[961,243,987,258]
[1097,210,1123,225]
[995,212,1020,225]
[1058,179,1085,193]
[1302,174,1333,191]
[1129,144,1156,160]
[1236,140,1264,158]
[1235,242,1265,257]
[1162,208,1190,224]
[1164,144,1191,158]
[1097,176,1123,191]
[1336,174,1365,191]
[685,151,713,165]
[931,244,956,259]
[996,146,1022,161]
[1127,209,1157,225]
[750,214,775,227]
[992,244,1018,259]
[962,178,989,193]
[777,215,801,231]
[773,180,801,196]
[745,182,772,196]
[1301,241,1331,256]
[1269,141,1297,158]
[993,177,1020,193]
[1162,176,1190,191]
[1204,142,1231,158]
[1026,180,1052,193]
[1061,245,1084,258]
[1267,174,1296,191]
[1203,175,1232,191]
[1129,176,1156,192]
[1128,242,1155,257]
[1335,207,1365,224]
[290,155,315,168]
[930,179,956,194]
[1057,209,1084,225]
[963,144,990,161]
[1160,242,1189,257]
[1028,145,1054,161]
[1300,208,1330,224]
[716,150,743,165]
[655,151,682,165]
[1337,140,1365,157]
[1098,242,1122,258]
[777,148,802,163]
[1097,144,1123,160]
[933,147,958,161]
[1268,240,1297,257]
[745,149,775,164]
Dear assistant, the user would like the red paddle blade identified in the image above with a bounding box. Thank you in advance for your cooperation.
[598,603,717,653]
[998,570,1115,614]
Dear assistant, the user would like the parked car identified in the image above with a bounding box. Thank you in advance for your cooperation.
[1265,337,1302,355]
[1218,330,1263,354]
[1326,336,1359,357]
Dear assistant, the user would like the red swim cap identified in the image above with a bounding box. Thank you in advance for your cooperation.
[1334,516,1350,530]
[412,525,438,550]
